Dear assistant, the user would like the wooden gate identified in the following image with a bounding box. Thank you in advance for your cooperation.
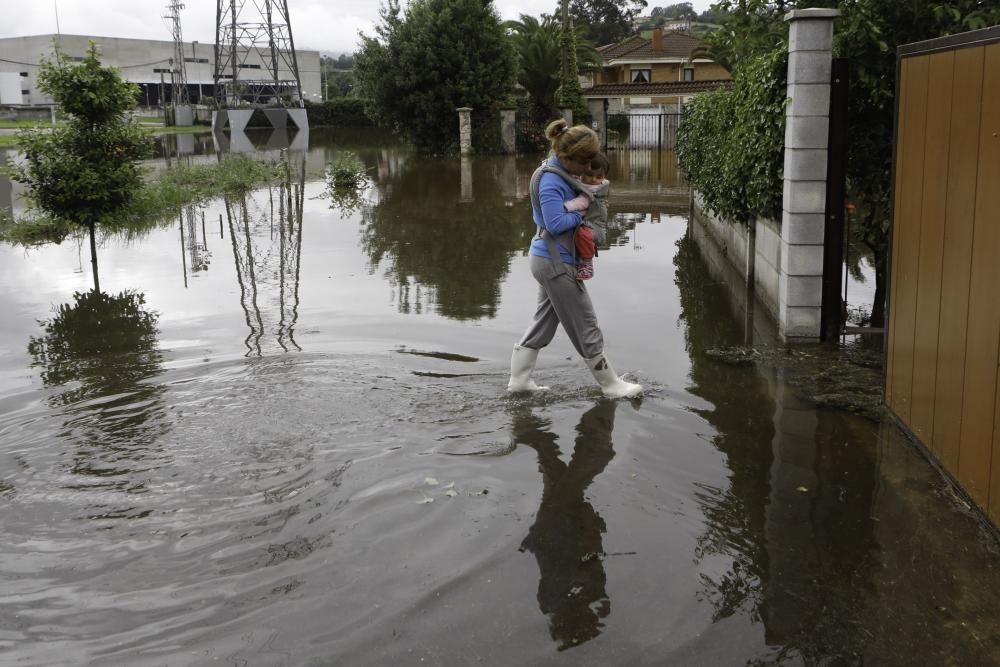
[886,26,1000,520]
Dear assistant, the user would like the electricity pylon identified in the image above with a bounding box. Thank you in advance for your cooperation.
[164,0,189,105]
[212,0,305,108]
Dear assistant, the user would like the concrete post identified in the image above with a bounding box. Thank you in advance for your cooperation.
[560,107,573,125]
[779,8,839,341]
[589,99,607,148]
[457,107,473,156]
[500,154,517,199]
[500,108,516,154]
[460,155,474,202]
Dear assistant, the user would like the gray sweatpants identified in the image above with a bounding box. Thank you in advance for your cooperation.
[518,254,604,359]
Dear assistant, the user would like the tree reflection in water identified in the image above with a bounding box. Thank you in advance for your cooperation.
[27,290,168,508]
[359,155,536,320]
[514,400,618,651]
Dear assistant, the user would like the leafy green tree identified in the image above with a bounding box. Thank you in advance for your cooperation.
[556,18,590,120]
[567,0,649,46]
[321,56,355,98]
[10,43,150,292]
[354,0,517,154]
[688,0,999,327]
[699,0,806,70]
[835,0,1000,326]
[507,15,599,121]
[651,3,698,20]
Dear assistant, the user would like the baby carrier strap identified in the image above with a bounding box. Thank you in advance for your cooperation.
[528,160,586,277]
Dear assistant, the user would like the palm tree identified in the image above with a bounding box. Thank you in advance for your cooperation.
[506,15,600,121]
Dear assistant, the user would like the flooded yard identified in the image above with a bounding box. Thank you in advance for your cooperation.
[1,129,999,665]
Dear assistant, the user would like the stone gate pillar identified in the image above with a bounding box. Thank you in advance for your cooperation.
[500,108,516,154]
[779,8,840,341]
[457,107,473,156]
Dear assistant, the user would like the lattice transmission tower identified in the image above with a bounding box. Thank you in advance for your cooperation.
[164,0,189,105]
[213,0,305,108]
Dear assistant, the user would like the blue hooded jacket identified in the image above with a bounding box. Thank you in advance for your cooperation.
[529,157,583,265]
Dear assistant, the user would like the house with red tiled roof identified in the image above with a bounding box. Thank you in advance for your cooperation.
[585,28,732,113]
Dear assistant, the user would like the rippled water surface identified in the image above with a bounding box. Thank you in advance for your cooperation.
[2,129,999,666]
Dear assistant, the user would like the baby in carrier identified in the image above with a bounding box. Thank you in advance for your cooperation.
[562,154,610,281]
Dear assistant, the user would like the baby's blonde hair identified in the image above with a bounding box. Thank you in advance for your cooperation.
[545,119,599,163]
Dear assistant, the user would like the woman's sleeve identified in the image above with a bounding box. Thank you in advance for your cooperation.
[538,174,581,236]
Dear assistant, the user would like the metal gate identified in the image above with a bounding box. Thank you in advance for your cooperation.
[606,113,680,149]
[516,115,547,152]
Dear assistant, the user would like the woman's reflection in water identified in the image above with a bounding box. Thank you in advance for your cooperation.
[515,400,618,650]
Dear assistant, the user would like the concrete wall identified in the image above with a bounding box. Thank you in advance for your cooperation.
[693,62,731,80]
[0,105,51,121]
[689,195,781,345]
[692,192,782,327]
[611,60,731,85]
[0,34,321,107]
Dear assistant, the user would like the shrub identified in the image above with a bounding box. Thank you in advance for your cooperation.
[327,151,368,190]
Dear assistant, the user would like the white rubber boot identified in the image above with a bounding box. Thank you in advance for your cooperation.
[586,354,643,399]
[507,345,548,392]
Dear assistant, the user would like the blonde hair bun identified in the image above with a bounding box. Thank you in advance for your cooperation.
[544,118,599,163]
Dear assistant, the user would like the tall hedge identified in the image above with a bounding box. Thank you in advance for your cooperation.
[677,49,788,225]
[305,99,374,127]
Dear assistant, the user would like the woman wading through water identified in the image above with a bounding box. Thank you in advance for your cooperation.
[506,119,642,399]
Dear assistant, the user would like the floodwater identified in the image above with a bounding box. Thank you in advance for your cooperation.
[1,129,999,666]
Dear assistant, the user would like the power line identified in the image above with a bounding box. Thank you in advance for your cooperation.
[0,56,172,69]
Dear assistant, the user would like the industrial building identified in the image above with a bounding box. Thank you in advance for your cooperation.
[0,34,321,109]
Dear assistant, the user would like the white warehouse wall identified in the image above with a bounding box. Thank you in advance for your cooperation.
[0,34,321,107]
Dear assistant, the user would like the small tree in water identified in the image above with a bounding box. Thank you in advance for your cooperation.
[11,43,150,292]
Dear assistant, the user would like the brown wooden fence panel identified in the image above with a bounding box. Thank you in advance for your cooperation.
[909,50,955,448]
[978,44,1000,521]
[888,29,1000,523]
[932,45,985,472]
[957,42,1000,509]
[886,55,930,423]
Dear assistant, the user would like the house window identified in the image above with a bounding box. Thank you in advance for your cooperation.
[20,72,28,77]
[184,57,210,64]
[682,67,695,81]
[21,90,29,95]
[630,68,651,84]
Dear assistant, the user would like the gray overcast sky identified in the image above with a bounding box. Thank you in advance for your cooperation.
[0,1,716,56]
